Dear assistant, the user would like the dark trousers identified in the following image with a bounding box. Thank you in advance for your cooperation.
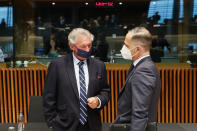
[76,122,89,131]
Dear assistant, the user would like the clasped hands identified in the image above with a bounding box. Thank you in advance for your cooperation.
[87,97,99,109]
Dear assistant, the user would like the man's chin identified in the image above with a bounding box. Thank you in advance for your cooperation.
[77,56,87,61]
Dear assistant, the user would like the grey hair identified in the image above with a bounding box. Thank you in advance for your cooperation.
[68,28,94,44]
[127,27,152,50]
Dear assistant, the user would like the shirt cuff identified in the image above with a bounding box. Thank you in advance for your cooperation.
[96,96,101,108]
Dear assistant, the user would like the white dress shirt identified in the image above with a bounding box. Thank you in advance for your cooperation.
[72,53,101,108]
[73,53,89,95]
[133,55,150,67]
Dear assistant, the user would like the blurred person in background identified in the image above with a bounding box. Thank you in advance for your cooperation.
[46,34,59,58]
[0,18,6,31]
[0,48,4,62]
[95,32,109,62]
[58,15,66,28]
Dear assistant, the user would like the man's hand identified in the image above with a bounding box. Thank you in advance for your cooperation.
[87,97,99,109]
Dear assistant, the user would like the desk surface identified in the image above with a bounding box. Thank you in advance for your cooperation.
[1,62,191,69]
[0,63,48,68]
[105,63,191,69]
[0,123,110,131]
[0,123,52,131]
[1,123,197,131]
[157,123,197,131]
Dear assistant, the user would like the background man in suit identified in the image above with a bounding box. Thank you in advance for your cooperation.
[112,27,161,131]
[43,28,110,131]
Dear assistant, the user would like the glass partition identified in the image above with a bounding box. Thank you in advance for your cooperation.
[0,0,197,67]
[0,1,13,65]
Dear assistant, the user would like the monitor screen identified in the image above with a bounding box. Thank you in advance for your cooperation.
[147,0,174,24]
[188,43,197,51]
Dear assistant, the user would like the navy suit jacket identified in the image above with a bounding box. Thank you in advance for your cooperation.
[43,53,110,131]
[113,56,161,131]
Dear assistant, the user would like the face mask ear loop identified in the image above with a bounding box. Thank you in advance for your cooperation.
[130,46,138,58]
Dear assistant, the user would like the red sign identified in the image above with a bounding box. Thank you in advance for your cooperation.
[96,2,114,7]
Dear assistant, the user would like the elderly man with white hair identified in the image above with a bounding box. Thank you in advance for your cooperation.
[43,28,110,131]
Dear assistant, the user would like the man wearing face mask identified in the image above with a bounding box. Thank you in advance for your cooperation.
[111,27,161,131]
[43,28,110,131]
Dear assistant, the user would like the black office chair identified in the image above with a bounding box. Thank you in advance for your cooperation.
[102,123,110,131]
[189,54,197,67]
[28,96,45,122]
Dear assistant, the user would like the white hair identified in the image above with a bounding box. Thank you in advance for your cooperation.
[68,28,94,45]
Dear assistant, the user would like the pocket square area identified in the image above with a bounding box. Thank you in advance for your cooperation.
[97,75,102,79]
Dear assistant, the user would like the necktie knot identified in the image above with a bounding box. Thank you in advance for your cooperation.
[130,64,134,70]
[128,64,134,74]
[78,61,84,67]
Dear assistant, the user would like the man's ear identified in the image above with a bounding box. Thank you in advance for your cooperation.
[69,43,74,50]
[136,45,141,51]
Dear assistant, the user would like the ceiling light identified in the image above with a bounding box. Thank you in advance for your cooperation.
[52,2,55,5]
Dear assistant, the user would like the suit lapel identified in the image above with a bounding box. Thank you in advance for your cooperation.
[65,53,79,99]
[118,66,135,97]
[118,56,152,98]
[87,58,94,98]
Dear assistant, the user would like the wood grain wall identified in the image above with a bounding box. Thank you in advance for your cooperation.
[0,68,196,123]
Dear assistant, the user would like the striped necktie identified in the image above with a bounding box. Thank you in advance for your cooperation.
[128,64,134,75]
[78,61,87,125]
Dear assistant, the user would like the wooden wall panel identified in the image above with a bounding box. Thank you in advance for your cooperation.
[177,69,181,122]
[194,69,197,123]
[0,68,197,123]
[173,69,177,123]
[10,70,16,123]
[161,69,165,123]
[157,70,161,123]
[14,70,19,123]
[2,70,8,123]
[0,69,4,123]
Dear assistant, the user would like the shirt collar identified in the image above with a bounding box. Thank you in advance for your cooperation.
[133,55,150,66]
[72,52,87,65]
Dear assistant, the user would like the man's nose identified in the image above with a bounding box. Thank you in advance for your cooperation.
[84,47,91,52]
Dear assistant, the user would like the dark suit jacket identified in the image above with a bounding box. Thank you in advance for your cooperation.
[113,56,161,131]
[43,53,110,131]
